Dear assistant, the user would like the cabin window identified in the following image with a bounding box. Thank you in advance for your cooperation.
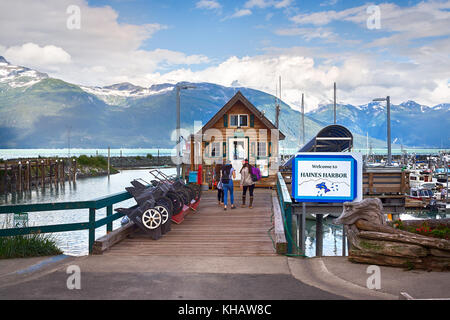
[412,190,418,196]
[239,115,248,127]
[211,142,221,158]
[257,142,267,157]
[229,114,249,127]
[230,115,239,127]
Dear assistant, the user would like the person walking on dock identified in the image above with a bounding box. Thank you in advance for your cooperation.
[240,159,255,208]
[214,163,224,206]
[221,161,236,211]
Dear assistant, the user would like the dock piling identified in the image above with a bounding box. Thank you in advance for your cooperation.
[316,214,323,257]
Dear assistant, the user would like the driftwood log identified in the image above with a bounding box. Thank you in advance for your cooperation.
[334,198,450,271]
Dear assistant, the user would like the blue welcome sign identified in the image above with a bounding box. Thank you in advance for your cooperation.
[292,152,362,203]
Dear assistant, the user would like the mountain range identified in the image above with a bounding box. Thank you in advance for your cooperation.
[0,56,448,150]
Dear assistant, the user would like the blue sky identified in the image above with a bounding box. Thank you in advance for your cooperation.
[0,0,448,110]
[87,0,424,69]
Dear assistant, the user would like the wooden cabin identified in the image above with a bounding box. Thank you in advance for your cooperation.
[185,91,285,188]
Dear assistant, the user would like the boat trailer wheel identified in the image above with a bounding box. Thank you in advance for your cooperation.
[155,205,169,224]
[141,208,162,230]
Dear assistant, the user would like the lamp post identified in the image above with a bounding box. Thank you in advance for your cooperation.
[176,84,196,178]
[373,96,391,166]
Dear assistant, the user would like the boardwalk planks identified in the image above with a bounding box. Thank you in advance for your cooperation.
[105,189,277,257]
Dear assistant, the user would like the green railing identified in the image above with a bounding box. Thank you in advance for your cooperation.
[0,191,134,254]
[276,172,293,254]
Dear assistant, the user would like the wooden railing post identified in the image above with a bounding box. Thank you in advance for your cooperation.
[107,205,113,233]
[89,208,96,254]
[276,172,293,254]
[285,201,293,254]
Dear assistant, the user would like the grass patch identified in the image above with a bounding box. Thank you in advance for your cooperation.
[0,215,62,259]
[0,216,62,259]
[0,234,62,259]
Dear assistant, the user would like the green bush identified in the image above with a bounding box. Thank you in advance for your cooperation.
[135,156,142,160]
[146,154,153,159]
[0,234,62,259]
[77,155,108,169]
[0,216,63,259]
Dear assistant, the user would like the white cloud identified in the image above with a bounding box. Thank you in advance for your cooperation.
[0,0,448,111]
[4,43,71,69]
[290,0,450,45]
[290,5,365,26]
[224,9,252,20]
[135,47,450,111]
[0,0,207,86]
[274,0,293,9]
[245,0,293,9]
[275,27,338,42]
[196,0,222,10]
[320,0,338,7]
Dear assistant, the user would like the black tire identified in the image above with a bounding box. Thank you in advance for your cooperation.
[177,188,190,206]
[182,186,194,204]
[155,196,173,215]
[166,191,183,214]
[154,201,171,225]
[188,184,201,201]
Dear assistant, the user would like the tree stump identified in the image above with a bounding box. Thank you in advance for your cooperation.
[334,198,450,271]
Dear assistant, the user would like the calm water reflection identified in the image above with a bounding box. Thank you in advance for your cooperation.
[0,168,175,256]
[1,169,447,257]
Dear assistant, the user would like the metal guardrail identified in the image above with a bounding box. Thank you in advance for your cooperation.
[276,172,293,254]
[0,190,133,254]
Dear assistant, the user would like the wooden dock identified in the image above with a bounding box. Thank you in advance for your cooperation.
[103,189,277,257]
[0,158,77,194]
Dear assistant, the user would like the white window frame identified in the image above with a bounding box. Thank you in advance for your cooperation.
[229,114,249,128]
[257,141,267,158]
[210,142,221,158]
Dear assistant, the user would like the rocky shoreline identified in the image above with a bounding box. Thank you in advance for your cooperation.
[110,156,173,168]
[75,156,174,179]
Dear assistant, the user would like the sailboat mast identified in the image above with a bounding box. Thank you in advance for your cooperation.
[302,93,305,145]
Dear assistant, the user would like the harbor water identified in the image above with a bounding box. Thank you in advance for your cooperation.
[0,167,448,257]
[0,168,176,256]
[1,148,449,160]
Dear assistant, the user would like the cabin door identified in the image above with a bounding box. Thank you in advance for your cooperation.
[228,137,248,181]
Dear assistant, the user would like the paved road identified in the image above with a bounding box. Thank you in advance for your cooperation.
[0,271,345,300]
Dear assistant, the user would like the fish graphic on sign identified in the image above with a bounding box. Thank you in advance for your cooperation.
[316,182,331,193]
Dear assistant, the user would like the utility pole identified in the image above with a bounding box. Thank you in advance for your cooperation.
[446,158,449,208]
[387,96,391,166]
[107,146,110,178]
[176,84,196,178]
[275,76,281,128]
[176,86,181,178]
[373,96,392,166]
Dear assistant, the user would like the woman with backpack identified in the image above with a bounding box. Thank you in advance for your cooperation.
[240,159,256,208]
[221,161,236,211]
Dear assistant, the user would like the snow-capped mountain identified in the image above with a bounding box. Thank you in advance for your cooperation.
[79,82,174,106]
[0,57,448,148]
[0,56,48,89]
[307,100,450,147]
